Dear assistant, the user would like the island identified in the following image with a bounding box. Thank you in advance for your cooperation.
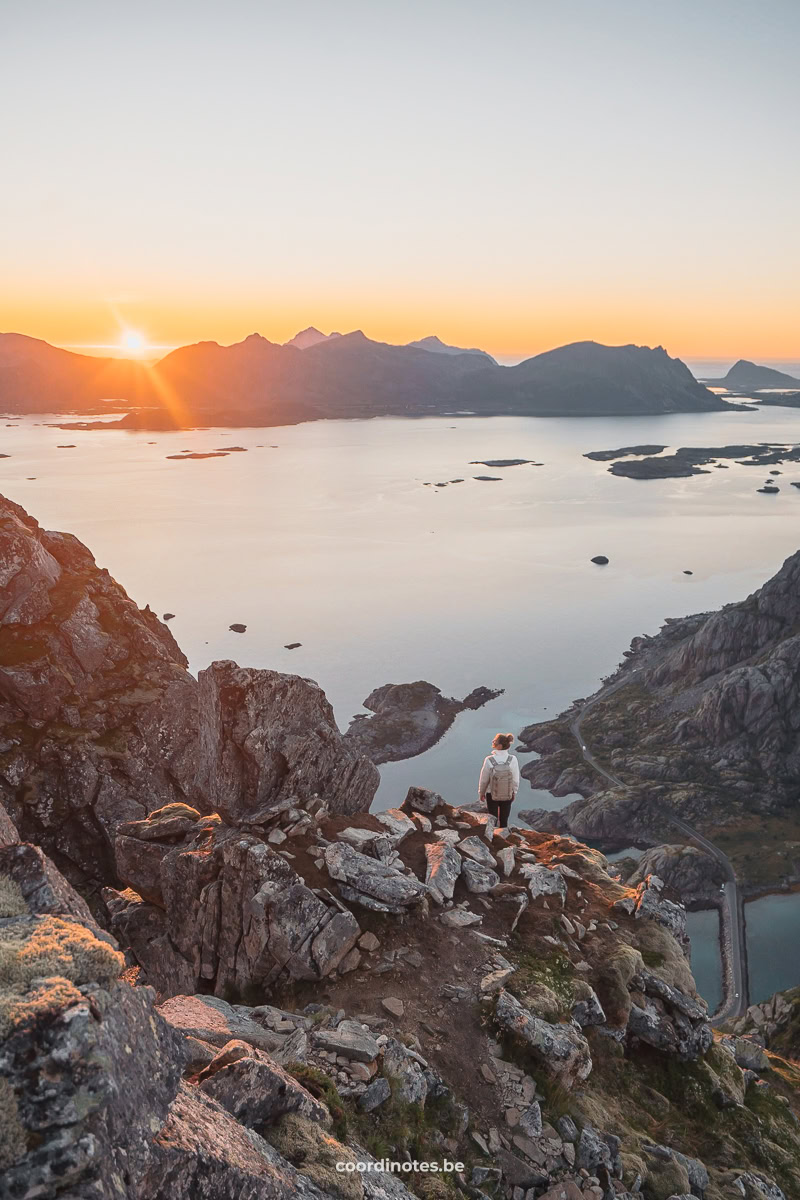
[343,680,503,763]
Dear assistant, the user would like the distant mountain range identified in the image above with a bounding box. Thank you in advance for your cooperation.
[705,359,800,390]
[0,329,734,427]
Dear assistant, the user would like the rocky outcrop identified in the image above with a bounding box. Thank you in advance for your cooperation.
[651,548,800,687]
[494,988,592,1089]
[343,680,502,764]
[0,840,419,1199]
[198,661,378,822]
[518,549,800,889]
[0,496,378,886]
[731,985,800,1060]
[627,843,725,901]
[104,800,362,997]
[520,785,669,845]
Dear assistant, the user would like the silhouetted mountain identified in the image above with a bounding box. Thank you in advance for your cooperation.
[407,334,496,364]
[0,332,153,413]
[0,330,730,427]
[706,359,800,389]
[460,341,725,416]
[284,326,342,349]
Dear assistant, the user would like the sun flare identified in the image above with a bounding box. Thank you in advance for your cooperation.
[121,330,145,352]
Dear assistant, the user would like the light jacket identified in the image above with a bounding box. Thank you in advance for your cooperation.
[478,749,520,801]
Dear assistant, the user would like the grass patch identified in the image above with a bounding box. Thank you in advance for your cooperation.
[506,944,575,1019]
[285,1065,461,1198]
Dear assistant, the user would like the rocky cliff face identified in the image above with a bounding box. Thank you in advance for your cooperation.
[0,496,377,886]
[518,550,800,890]
[3,496,800,1200]
[4,781,799,1199]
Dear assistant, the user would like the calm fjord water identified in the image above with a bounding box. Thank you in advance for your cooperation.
[4,408,800,811]
[4,407,800,1005]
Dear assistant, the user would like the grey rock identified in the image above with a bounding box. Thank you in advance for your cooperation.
[440,908,483,927]
[576,1124,612,1172]
[374,807,417,845]
[382,1037,428,1104]
[462,859,501,893]
[360,1076,392,1110]
[517,1101,543,1139]
[519,862,567,906]
[726,1036,770,1071]
[0,908,184,1198]
[325,841,427,907]
[494,990,592,1088]
[312,1026,380,1063]
[571,984,606,1027]
[198,659,379,824]
[197,1039,330,1126]
[425,840,462,900]
[157,995,285,1053]
[0,842,102,930]
[556,1115,579,1142]
[458,835,497,867]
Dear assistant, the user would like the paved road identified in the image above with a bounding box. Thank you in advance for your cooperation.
[568,670,748,1024]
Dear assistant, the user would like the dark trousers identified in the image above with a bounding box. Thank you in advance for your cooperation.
[485,792,513,828]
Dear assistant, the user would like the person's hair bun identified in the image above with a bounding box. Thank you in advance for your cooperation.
[493,732,515,749]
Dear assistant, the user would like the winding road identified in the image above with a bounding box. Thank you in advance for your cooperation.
[568,670,749,1024]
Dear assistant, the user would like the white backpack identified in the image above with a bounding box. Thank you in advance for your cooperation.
[488,754,515,802]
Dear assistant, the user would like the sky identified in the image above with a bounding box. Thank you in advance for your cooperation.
[1,0,798,362]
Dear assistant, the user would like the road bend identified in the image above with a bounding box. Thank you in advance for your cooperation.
[567,670,748,1025]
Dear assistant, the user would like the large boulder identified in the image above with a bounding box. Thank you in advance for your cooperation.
[324,842,428,911]
[494,989,592,1089]
[627,970,712,1061]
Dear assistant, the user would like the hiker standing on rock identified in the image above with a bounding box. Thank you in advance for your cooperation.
[478,732,519,829]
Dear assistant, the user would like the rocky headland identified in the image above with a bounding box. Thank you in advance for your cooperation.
[344,682,503,764]
[2,493,800,1199]
[517,548,800,892]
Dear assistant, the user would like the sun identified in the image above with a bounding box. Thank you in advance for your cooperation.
[121,330,145,352]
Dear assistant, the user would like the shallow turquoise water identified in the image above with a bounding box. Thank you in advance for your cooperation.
[686,908,723,1014]
[744,892,800,1004]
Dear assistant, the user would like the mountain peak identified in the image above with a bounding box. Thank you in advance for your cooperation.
[285,327,342,350]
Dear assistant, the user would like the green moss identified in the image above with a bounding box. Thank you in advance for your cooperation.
[287,1063,349,1140]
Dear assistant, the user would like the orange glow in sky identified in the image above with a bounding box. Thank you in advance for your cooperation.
[2,2,798,364]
